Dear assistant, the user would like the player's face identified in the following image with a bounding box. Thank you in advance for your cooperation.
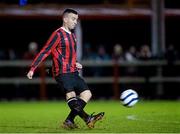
[64,13,78,30]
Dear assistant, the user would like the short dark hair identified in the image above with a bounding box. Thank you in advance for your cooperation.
[63,8,78,16]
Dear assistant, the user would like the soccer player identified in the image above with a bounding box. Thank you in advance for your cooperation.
[27,8,104,129]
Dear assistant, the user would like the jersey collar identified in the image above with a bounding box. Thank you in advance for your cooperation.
[61,27,71,34]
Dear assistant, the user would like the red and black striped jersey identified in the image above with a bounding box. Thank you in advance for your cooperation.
[30,27,78,76]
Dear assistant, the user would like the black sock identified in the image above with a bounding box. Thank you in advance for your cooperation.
[77,97,87,108]
[77,98,89,122]
[66,97,77,122]
[66,110,76,123]
[66,97,87,122]
[67,97,89,122]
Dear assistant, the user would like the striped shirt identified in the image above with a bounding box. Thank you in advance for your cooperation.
[30,27,78,76]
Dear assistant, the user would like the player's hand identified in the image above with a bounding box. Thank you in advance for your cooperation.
[27,70,34,79]
[76,62,82,70]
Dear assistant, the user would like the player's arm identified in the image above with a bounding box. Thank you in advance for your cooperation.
[27,31,60,79]
[73,33,82,71]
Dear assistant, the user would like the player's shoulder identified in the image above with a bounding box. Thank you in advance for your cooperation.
[50,27,62,37]
[54,27,63,33]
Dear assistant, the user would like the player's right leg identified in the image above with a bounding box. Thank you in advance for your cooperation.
[75,73,105,128]
[79,90,92,103]
[79,90,105,128]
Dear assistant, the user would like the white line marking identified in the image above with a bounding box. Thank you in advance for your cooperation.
[126,115,180,124]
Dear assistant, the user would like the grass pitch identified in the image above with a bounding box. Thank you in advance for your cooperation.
[0,100,180,133]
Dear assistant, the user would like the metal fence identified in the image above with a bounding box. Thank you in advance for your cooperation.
[0,60,180,100]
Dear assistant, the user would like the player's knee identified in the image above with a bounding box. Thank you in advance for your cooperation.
[80,90,92,102]
[83,90,92,98]
[88,90,92,99]
[66,91,76,100]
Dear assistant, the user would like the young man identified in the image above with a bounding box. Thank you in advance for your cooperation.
[27,8,104,129]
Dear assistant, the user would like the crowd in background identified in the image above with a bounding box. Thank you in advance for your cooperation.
[83,42,178,62]
[0,41,38,60]
[0,41,178,63]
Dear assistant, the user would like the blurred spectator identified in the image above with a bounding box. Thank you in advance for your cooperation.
[21,42,40,76]
[83,43,97,60]
[125,46,138,76]
[95,45,110,61]
[165,44,178,65]
[7,48,17,60]
[0,49,6,60]
[93,45,110,76]
[138,44,152,99]
[125,45,138,62]
[112,43,125,61]
[23,42,38,60]
[82,43,97,76]
[164,44,178,77]
[138,44,152,60]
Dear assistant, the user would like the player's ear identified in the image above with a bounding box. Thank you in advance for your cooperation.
[63,17,66,23]
[63,14,68,23]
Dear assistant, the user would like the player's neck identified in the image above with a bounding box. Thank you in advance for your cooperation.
[61,25,71,34]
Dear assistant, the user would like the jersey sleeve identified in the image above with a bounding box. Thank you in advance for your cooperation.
[30,31,60,72]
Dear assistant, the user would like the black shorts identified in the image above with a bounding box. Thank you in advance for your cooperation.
[55,71,89,94]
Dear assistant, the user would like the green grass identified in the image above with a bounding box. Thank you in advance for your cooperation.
[0,100,180,133]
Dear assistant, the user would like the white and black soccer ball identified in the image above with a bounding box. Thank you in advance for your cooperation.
[120,89,139,107]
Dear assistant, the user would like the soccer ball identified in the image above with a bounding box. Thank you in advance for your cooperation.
[120,89,139,107]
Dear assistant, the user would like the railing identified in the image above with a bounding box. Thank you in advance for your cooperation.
[1,60,180,83]
[0,60,180,99]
